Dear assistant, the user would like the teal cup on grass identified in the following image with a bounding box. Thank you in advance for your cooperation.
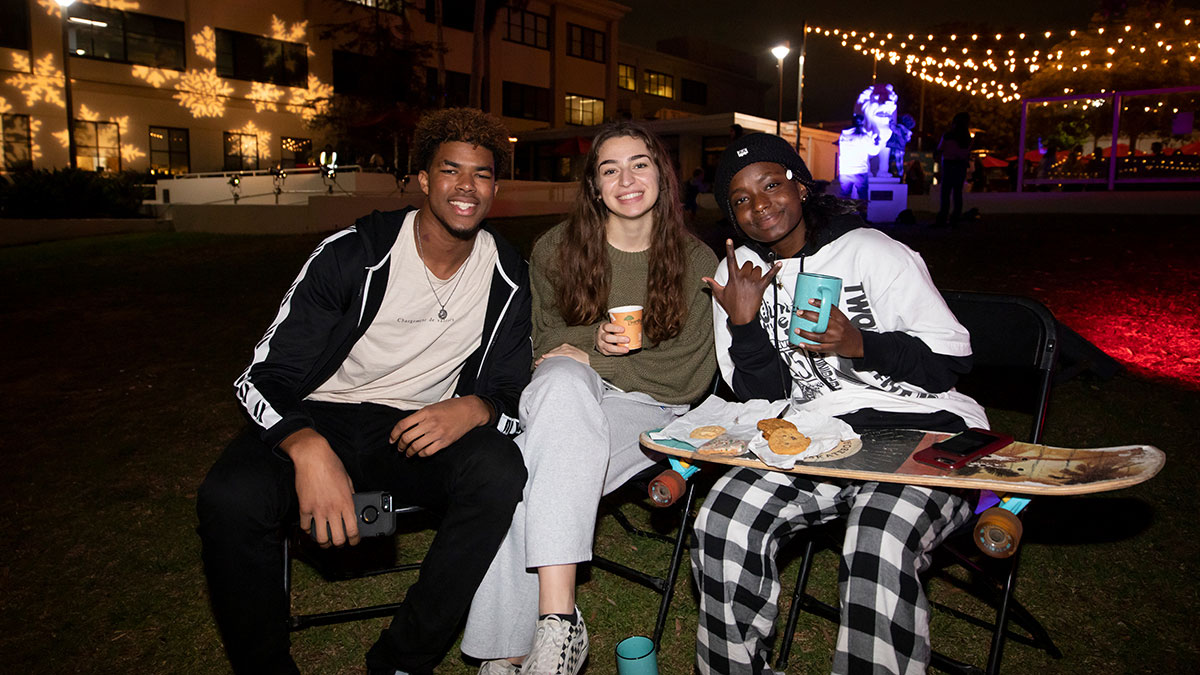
[616,635,658,675]
[788,272,843,346]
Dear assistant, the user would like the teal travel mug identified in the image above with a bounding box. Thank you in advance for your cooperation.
[788,272,843,346]
[616,635,658,675]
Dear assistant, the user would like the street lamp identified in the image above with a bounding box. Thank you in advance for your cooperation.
[771,44,790,136]
[508,136,518,180]
[55,0,78,170]
[795,23,807,152]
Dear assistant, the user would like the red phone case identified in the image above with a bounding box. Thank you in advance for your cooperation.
[913,428,1014,471]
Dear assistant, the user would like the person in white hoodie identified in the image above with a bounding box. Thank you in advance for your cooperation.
[692,132,987,675]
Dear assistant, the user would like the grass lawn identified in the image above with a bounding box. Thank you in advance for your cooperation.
[0,210,1197,674]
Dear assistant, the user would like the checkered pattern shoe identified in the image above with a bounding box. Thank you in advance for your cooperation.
[520,607,588,675]
[477,659,520,674]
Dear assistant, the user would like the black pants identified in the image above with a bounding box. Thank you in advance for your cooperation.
[197,400,527,675]
[937,160,969,225]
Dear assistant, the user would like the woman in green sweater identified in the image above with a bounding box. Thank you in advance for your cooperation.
[462,122,717,674]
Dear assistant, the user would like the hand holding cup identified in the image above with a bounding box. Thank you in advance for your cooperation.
[788,273,842,346]
[599,305,643,355]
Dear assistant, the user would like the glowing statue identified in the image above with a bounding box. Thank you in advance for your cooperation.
[857,83,898,177]
[838,83,912,222]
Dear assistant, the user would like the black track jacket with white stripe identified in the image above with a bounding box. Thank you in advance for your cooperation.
[234,207,533,449]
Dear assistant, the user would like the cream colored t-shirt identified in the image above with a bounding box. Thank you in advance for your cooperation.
[307,210,497,410]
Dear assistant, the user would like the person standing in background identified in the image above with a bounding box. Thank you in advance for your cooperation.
[934,112,971,227]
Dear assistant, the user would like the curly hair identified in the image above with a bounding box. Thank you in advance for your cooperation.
[554,121,694,345]
[413,107,512,173]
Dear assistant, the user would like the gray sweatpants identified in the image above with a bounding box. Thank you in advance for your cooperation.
[461,357,688,659]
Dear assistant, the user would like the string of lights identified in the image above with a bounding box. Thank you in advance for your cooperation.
[804,17,1199,102]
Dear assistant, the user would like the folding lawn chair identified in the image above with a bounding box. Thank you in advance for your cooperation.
[589,375,727,648]
[590,462,702,649]
[774,290,1063,674]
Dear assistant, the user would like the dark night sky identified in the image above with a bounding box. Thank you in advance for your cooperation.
[618,0,1200,123]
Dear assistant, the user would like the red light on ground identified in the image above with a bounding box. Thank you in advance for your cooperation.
[1048,287,1200,390]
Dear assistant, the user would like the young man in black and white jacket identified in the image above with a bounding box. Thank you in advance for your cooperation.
[197,108,532,675]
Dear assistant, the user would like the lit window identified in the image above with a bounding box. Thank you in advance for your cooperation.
[66,4,185,70]
[149,126,189,174]
[281,137,312,168]
[618,64,636,91]
[344,0,405,11]
[223,131,259,171]
[565,94,604,126]
[643,70,674,99]
[76,120,121,172]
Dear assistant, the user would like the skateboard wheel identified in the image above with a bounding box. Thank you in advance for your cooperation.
[648,470,687,507]
[975,507,1023,558]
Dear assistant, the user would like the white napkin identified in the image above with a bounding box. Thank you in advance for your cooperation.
[749,410,860,469]
[652,396,788,447]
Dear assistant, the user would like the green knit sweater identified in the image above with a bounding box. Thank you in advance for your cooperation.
[529,222,718,405]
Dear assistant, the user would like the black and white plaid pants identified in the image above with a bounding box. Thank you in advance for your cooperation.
[691,466,974,675]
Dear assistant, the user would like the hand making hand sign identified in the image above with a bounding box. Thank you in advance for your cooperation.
[703,239,782,326]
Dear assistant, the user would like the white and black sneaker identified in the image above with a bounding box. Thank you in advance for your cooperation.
[521,607,588,675]
[477,659,521,674]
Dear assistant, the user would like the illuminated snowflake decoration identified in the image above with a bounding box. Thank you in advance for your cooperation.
[131,65,181,89]
[6,53,65,108]
[248,82,283,112]
[270,15,314,57]
[106,114,145,165]
[0,96,11,114]
[173,68,234,118]
[29,117,44,162]
[193,26,217,63]
[37,0,141,17]
[99,0,141,10]
[121,142,146,164]
[286,74,332,122]
[239,121,273,161]
[76,104,99,122]
[50,105,144,164]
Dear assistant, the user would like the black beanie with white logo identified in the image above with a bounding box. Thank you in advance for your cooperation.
[714,133,815,225]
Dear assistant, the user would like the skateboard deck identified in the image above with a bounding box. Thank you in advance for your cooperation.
[642,428,1164,496]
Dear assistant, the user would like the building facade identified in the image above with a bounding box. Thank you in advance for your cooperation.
[615,37,766,123]
[0,0,639,175]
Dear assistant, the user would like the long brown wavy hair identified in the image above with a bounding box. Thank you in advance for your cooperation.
[554,121,693,345]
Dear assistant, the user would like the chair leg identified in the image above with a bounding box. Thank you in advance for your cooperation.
[999,595,1061,660]
[775,537,819,670]
[283,533,292,625]
[985,547,1022,675]
[284,529,423,632]
[651,479,698,649]
[606,500,676,546]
